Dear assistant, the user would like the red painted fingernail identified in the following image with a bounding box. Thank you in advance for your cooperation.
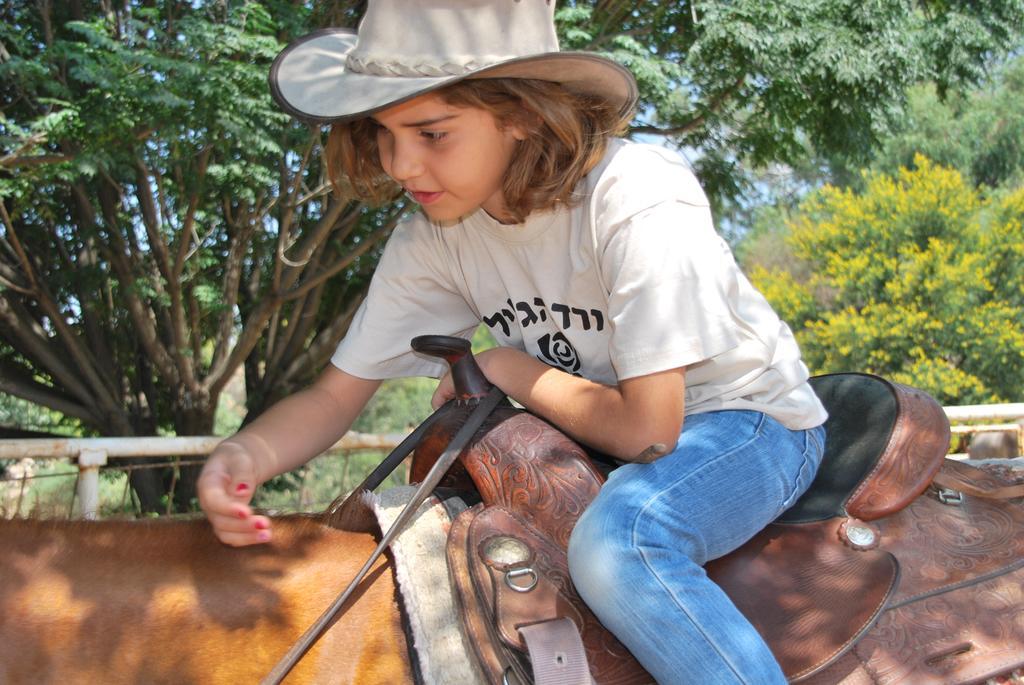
[257,531,271,542]
[254,519,268,530]
[235,483,250,493]
[236,509,247,519]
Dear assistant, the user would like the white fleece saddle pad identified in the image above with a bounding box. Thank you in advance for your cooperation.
[369,485,485,685]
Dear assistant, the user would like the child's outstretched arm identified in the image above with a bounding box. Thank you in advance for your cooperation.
[432,347,684,462]
[198,366,381,546]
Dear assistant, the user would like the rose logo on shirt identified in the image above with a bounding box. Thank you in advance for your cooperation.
[536,332,581,374]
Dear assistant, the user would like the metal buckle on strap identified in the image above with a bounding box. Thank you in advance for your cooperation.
[936,488,964,506]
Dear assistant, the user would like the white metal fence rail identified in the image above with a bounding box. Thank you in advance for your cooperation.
[1,404,1022,520]
[945,403,1024,459]
[0,431,405,519]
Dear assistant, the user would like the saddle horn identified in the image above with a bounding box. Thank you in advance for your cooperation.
[411,335,492,400]
[328,335,495,526]
[408,336,512,490]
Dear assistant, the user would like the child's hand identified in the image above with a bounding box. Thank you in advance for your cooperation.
[197,443,273,546]
[431,372,456,409]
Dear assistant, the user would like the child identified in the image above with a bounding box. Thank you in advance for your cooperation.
[199,1,828,683]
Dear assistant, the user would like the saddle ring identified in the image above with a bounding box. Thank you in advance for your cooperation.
[505,567,539,593]
[502,666,526,685]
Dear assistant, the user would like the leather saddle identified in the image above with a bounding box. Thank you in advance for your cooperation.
[408,338,1024,684]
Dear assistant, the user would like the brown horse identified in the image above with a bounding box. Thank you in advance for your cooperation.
[0,515,413,685]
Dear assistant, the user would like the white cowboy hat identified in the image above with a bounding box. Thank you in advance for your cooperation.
[269,0,638,124]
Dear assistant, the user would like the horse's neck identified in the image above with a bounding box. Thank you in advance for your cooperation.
[0,516,414,685]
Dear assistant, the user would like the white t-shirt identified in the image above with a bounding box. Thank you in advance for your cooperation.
[332,139,827,430]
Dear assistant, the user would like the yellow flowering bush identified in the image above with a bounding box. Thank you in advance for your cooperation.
[752,156,1024,404]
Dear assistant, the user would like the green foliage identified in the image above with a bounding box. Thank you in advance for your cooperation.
[857,56,1024,191]
[556,0,1024,215]
[0,1,405,510]
[1,1,399,444]
[353,377,436,434]
[252,450,409,513]
[752,157,1024,404]
[0,393,80,435]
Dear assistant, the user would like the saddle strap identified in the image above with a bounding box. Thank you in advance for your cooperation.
[448,503,654,685]
[520,619,594,685]
[931,459,1024,500]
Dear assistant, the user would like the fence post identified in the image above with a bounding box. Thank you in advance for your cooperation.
[77,448,108,520]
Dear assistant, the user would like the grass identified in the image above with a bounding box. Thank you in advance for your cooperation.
[251,450,411,514]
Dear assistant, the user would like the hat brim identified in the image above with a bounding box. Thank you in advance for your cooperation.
[269,28,638,124]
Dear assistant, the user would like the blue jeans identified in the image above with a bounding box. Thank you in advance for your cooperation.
[568,411,826,685]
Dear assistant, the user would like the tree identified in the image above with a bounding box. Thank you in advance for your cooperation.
[1,1,403,509]
[2,0,1022,509]
[558,0,1024,218]
[0,393,75,438]
[750,157,1024,405]
[736,52,1024,287]
[803,53,1024,197]
[862,55,1024,191]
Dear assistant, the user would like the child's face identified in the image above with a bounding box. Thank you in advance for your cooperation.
[372,92,527,223]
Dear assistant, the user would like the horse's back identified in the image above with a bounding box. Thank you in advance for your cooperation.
[0,516,412,685]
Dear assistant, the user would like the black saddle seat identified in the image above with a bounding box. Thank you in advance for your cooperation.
[778,372,951,524]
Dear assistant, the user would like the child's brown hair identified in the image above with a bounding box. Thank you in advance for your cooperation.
[324,78,633,223]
